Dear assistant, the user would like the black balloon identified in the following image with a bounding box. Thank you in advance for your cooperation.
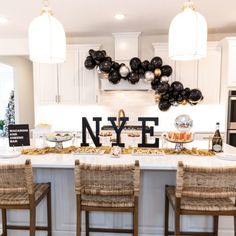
[112,61,120,71]
[105,57,112,62]
[94,50,105,63]
[130,57,141,71]
[128,72,140,84]
[157,82,169,94]
[188,89,203,102]
[177,94,184,103]
[101,50,106,57]
[161,65,173,77]
[148,63,155,71]
[151,78,161,90]
[158,99,171,111]
[138,68,145,77]
[171,81,184,92]
[141,60,150,71]
[84,57,96,70]
[162,93,171,101]
[108,71,121,84]
[151,57,163,69]
[89,49,95,57]
[99,60,112,73]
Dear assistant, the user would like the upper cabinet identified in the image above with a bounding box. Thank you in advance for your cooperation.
[152,42,222,104]
[33,44,100,106]
[221,38,236,87]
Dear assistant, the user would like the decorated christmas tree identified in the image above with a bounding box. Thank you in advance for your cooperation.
[3,90,15,137]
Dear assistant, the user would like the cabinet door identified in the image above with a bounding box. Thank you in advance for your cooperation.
[78,46,100,105]
[58,47,79,104]
[175,61,198,88]
[33,63,58,105]
[198,44,221,104]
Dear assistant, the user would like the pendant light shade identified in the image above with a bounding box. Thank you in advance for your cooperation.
[169,1,207,61]
[28,5,66,64]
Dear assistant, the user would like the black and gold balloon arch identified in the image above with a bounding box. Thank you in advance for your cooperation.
[84,49,204,111]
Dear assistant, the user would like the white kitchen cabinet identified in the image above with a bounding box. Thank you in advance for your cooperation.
[221,38,236,87]
[33,44,100,106]
[78,45,100,105]
[152,42,221,104]
[198,43,221,104]
[33,63,58,105]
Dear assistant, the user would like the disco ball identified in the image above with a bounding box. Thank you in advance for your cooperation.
[175,114,193,132]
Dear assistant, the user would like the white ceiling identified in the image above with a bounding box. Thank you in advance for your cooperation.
[0,0,236,38]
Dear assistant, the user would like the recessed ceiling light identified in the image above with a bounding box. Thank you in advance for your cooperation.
[0,16,8,24]
[115,14,125,20]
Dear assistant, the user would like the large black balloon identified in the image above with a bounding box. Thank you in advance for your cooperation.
[188,89,203,102]
[157,82,170,94]
[161,65,173,77]
[171,81,184,92]
[141,60,150,71]
[148,63,155,71]
[101,50,106,57]
[128,72,140,84]
[99,60,112,73]
[138,68,145,78]
[158,100,171,111]
[108,71,121,84]
[130,57,141,71]
[84,57,96,70]
[112,61,120,71]
[151,57,163,69]
[151,78,161,90]
[94,50,105,63]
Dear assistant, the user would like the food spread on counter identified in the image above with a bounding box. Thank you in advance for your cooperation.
[166,132,193,142]
[127,132,140,137]
[21,146,215,156]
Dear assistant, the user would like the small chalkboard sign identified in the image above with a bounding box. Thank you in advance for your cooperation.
[8,124,30,147]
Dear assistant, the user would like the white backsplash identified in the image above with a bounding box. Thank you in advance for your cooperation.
[35,91,226,133]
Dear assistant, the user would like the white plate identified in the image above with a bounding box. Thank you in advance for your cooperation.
[0,151,21,159]
[216,153,236,161]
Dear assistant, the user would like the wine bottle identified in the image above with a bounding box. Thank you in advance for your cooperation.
[212,122,223,152]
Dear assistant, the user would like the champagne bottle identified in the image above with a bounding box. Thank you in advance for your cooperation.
[212,122,223,152]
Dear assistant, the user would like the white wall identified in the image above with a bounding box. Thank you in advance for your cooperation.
[0,56,34,129]
[0,63,14,120]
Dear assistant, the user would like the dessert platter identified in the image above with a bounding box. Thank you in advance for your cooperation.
[46,133,73,149]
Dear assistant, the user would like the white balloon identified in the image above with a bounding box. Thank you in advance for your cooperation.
[144,71,155,82]
[119,65,130,77]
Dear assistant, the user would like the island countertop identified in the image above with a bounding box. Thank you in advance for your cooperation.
[0,142,235,170]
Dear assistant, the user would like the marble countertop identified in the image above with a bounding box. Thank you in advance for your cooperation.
[0,138,235,170]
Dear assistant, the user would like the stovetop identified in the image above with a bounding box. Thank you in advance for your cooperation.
[101,125,150,131]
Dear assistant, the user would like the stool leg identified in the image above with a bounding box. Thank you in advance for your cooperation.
[164,186,169,236]
[175,198,181,236]
[234,216,236,236]
[133,196,139,236]
[76,195,81,236]
[2,209,7,236]
[47,186,52,236]
[29,206,36,236]
[85,211,89,236]
[213,216,219,236]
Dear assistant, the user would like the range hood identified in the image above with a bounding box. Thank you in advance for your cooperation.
[100,32,151,91]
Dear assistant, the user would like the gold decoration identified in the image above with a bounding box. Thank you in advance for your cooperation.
[154,68,162,77]
[181,99,188,105]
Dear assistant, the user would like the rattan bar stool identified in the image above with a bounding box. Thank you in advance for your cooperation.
[0,159,51,236]
[74,160,140,236]
[165,161,236,236]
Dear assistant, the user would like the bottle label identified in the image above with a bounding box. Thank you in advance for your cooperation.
[213,144,222,152]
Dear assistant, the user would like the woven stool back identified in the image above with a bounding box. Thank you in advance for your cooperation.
[0,160,33,194]
[75,160,140,197]
[176,161,236,198]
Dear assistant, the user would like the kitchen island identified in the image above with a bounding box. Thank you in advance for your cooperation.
[0,143,236,236]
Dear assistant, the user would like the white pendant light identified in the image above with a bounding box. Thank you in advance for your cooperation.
[169,1,207,61]
[28,0,66,63]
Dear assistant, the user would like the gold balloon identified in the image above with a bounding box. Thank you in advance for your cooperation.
[181,99,188,105]
[154,94,161,102]
[154,68,162,77]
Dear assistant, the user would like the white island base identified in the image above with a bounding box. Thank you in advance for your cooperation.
[0,150,235,236]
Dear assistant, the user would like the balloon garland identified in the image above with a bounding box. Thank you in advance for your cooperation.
[84,49,204,111]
